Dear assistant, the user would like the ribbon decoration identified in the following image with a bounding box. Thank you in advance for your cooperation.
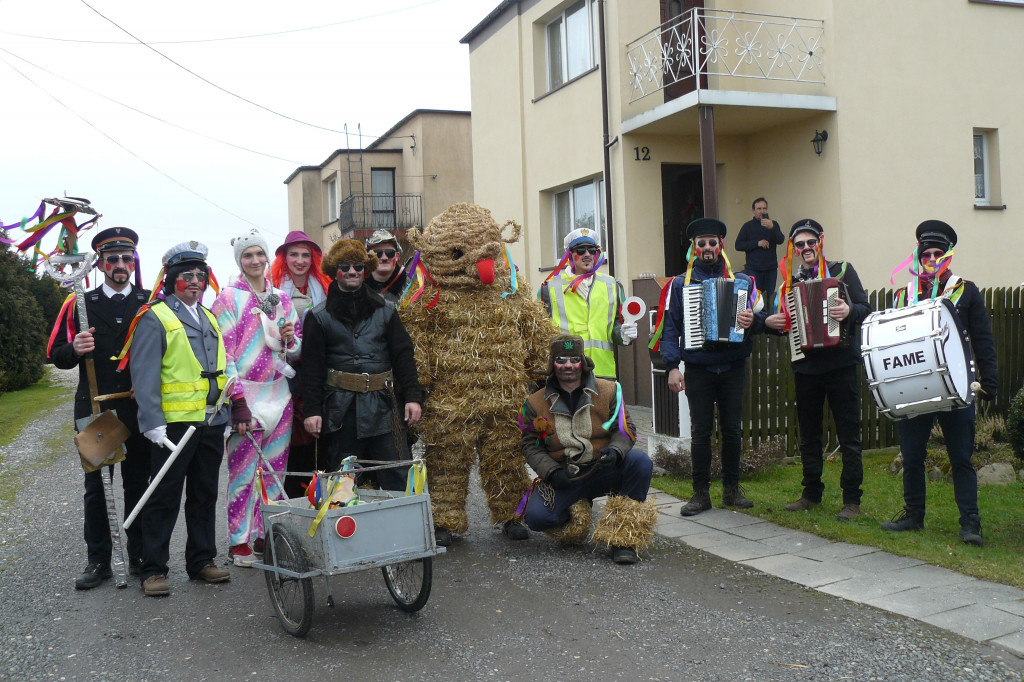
[113,304,152,371]
[501,245,518,299]
[405,461,427,496]
[602,382,636,440]
[891,246,955,305]
[647,277,674,351]
[536,249,573,298]
[307,476,343,537]
[514,477,541,518]
[256,467,270,506]
[0,200,46,234]
[401,250,440,309]
[45,294,78,358]
[565,252,607,294]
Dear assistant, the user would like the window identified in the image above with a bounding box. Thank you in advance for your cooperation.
[545,0,598,91]
[370,168,396,227]
[553,177,606,257]
[326,177,338,222]
[973,128,1001,208]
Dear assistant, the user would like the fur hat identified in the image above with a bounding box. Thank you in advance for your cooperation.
[231,229,269,270]
[321,238,379,279]
[547,333,596,374]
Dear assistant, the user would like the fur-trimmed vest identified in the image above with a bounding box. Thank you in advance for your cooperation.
[526,374,617,468]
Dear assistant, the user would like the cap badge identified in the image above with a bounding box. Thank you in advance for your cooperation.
[189,240,198,249]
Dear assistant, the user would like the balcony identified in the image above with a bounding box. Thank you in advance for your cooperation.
[335,193,423,240]
[626,9,826,103]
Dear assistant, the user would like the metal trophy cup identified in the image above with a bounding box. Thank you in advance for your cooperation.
[43,252,131,589]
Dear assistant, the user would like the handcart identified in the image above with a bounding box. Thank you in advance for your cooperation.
[254,458,444,638]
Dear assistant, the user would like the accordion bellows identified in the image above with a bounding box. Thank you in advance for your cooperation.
[786,277,850,361]
[681,277,751,350]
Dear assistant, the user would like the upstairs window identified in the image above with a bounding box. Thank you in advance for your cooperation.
[326,177,338,222]
[553,177,605,259]
[546,0,598,91]
[973,128,1002,208]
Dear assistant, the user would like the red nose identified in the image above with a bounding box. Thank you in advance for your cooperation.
[477,258,495,285]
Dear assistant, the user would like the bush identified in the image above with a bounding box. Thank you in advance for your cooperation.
[652,435,788,480]
[1008,387,1024,461]
[0,247,51,393]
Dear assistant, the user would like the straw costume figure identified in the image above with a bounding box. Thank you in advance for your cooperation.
[401,203,554,545]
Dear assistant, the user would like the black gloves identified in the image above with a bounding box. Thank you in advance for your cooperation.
[598,447,622,469]
[547,468,572,490]
[231,396,252,426]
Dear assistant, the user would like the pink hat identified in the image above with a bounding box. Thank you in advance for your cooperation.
[276,230,322,257]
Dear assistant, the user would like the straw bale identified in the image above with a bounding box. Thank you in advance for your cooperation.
[545,499,593,545]
[592,495,657,551]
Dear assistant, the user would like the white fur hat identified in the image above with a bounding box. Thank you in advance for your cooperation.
[231,229,269,270]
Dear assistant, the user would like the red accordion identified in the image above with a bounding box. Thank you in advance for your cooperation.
[784,277,850,361]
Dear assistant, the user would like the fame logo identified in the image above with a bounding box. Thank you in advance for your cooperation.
[883,350,927,371]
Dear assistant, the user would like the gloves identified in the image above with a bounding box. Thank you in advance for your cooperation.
[547,468,572,491]
[231,396,252,426]
[621,322,638,344]
[980,384,997,401]
[597,447,621,469]
[144,425,167,445]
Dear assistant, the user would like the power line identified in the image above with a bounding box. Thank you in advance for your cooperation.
[0,45,305,166]
[0,55,273,234]
[3,0,442,45]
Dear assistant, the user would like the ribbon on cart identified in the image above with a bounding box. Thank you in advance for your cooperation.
[307,476,342,537]
[405,461,427,496]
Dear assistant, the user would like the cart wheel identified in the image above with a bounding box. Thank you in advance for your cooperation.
[264,524,314,637]
[382,557,432,612]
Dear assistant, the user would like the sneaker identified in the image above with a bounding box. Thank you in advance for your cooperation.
[191,562,230,584]
[836,504,862,521]
[502,519,529,541]
[230,544,255,567]
[680,488,712,517]
[959,514,983,547]
[611,546,638,565]
[784,497,820,512]
[880,506,924,532]
[722,485,754,509]
[142,574,170,597]
[75,563,112,590]
[252,538,265,558]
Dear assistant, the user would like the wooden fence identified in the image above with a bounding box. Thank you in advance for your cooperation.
[742,286,1024,454]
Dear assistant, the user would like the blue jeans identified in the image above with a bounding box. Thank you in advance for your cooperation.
[523,449,653,531]
[684,364,746,489]
[898,405,978,522]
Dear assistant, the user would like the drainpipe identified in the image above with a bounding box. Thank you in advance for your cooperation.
[598,0,615,277]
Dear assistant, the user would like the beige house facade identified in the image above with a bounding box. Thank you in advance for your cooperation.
[462,0,1023,293]
[284,109,473,252]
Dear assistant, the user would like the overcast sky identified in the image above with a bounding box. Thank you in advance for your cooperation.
[1,0,483,302]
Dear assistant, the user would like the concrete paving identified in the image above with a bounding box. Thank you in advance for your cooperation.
[650,491,1024,659]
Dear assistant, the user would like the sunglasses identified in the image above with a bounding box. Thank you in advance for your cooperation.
[180,271,207,283]
[372,248,397,259]
[573,246,600,256]
[794,239,819,249]
[696,239,719,248]
[920,249,946,259]
[103,254,134,265]
[339,263,365,273]
[554,356,583,365]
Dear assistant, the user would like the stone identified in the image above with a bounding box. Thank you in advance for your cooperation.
[888,453,904,474]
[651,465,668,478]
[928,467,944,482]
[976,463,1016,486]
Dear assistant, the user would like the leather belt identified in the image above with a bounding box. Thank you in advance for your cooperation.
[326,369,393,393]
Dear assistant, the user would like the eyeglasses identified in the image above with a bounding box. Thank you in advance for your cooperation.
[372,249,397,259]
[695,239,719,248]
[793,239,819,249]
[920,249,945,260]
[103,254,134,265]
[339,263,365,273]
[554,356,583,365]
[180,271,207,283]
[573,246,600,256]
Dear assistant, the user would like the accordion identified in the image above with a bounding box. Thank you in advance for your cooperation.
[680,277,751,350]
[785,277,850,361]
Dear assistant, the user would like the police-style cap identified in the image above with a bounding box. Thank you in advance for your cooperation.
[789,219,824,240]
[563,227,600,251]
[162,240,209,267]
[91,227,138,253]
[685,217,726,241]
[916,220,957,252]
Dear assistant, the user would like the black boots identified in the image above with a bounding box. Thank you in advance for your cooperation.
[680,488,712,516]
[959,514,983,547]
[722,485,754,509]
[880,507,925,532]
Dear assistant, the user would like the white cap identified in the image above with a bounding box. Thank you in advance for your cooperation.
[562,227,600,251]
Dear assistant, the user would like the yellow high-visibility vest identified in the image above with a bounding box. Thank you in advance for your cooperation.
[149,302,227,423]
[548,271,619,377]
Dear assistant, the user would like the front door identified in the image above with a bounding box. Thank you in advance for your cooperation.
[661,164,703,276]
[660,0,706,101]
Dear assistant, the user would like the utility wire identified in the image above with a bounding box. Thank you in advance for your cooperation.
[4,0,442,45]
[0,55,269,232]
[0,45,305,166]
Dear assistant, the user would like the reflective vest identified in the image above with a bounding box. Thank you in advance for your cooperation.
[149,302,227,423]
[548,271,619,377]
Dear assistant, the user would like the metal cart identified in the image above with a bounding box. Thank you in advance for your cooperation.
[254,459,444,637]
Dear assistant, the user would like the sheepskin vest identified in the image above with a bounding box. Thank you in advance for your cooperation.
[526,375,617,466]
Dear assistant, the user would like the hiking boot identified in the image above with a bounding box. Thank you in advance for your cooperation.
[142,574,170,597]
[191,563,230,583]
[722,485,754,509]
[611,546,638,565]
[75,563,112,590]
[959,514,983,547]
[502,519,529,541]
[784,497,819,512]
[836,504,862,521]
[434,527,453,547]
[230,543,255,567]
[680,488,712,516]
[880,507,924,532]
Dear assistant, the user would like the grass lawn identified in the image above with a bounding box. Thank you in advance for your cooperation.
[653,447,1024,589]
[0,367,71,449]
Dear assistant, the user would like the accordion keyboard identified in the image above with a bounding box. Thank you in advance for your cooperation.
[786,290,806,362]
[681,284,704,350]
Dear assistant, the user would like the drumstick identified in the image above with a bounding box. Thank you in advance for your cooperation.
[971,381,986,395]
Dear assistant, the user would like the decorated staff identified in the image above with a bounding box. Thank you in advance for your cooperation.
[878,220,997,546]
[48,226,151,590]
[765,219,872,521]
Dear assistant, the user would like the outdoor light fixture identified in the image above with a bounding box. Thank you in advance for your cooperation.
[811,130,828,156]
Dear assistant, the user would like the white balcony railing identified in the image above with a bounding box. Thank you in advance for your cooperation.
[626,9,825,102]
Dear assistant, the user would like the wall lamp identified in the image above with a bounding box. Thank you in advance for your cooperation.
[811,130,828,156]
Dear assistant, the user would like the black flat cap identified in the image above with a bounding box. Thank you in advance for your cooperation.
[789,218,823,240]
[916,220,957,252]
[686,217,727,241]
[91,227,138,253]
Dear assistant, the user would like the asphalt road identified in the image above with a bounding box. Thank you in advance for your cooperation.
[2,378,1023,681]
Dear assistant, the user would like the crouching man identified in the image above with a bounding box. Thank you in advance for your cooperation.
[519,334,655,564]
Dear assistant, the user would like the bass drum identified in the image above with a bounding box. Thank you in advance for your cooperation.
[861,297,975,420]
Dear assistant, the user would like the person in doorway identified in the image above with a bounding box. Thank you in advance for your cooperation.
[735,197,784,313]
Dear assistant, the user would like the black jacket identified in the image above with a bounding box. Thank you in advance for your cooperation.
[365,265,409,304]
[735,218,785,271]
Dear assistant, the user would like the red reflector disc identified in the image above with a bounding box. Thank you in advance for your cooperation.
[335,516,357,538]
[627,301,642,316]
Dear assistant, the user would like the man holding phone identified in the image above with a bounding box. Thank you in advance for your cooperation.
[735,197,784,313]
